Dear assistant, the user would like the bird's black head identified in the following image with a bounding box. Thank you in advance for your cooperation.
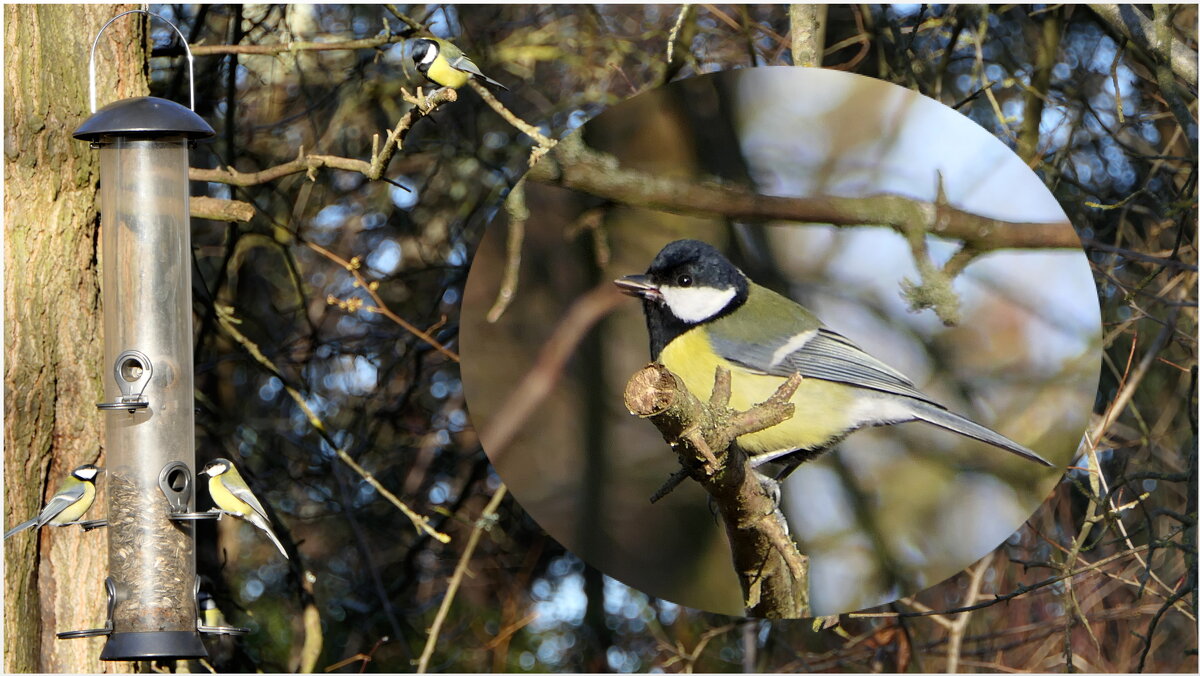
[411,38,438,73]
[615,239,749,358]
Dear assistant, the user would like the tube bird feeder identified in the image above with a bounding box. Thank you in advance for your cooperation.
[70,10,214,661]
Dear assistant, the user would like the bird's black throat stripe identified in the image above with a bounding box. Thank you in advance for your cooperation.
[644,287,747,360]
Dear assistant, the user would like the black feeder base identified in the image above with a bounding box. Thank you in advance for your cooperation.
[100,630,208,661]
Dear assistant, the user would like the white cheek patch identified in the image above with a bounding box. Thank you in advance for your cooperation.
[769,329,818,368]
[418,45,438,65]
[658,285,737,323]
[77,469,100,480]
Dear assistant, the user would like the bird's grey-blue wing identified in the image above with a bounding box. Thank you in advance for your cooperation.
[36,484,86,526]
[447,53,486,78]
[227,482,271,523]
[711,326,942,406]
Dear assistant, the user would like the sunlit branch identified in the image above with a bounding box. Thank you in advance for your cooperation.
[789,5,826,67]
[1088,4,1198,86]
[467,80,556,165]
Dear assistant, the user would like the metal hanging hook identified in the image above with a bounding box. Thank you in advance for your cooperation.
[88,9,197,114]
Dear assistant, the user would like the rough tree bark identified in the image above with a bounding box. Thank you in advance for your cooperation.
[3,4,145,672]
[624,364,810,618]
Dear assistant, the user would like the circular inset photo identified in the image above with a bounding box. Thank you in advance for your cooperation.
[461,67,1100,616]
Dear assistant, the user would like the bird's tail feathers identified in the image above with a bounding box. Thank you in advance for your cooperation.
[4,519,37,540]
[248,512,290,559]
[907,401,1053,467]
[480,75,508,91]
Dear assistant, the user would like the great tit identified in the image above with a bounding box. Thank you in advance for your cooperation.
[196,585,238,665]
[411,37,508,91]
[202,458,289,559]
[197,590,225,628]
[615,239,1052,476]
[4,464,101,539]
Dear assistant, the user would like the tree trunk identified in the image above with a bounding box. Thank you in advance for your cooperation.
[4,4,145,671]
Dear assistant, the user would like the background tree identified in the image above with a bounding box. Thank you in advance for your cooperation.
[3,4,1195,673]
[3,4,144,671]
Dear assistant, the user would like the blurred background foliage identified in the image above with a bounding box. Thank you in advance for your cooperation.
[17,3,1195,672]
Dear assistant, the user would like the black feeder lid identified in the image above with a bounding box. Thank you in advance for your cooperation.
[74,96,214,141]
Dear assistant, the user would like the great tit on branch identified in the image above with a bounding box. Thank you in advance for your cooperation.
[4,464,101,539]
[411,37,508,91]
[202,458,289,559]
[615,239,1052,478]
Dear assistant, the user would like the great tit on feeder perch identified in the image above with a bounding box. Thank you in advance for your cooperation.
[411,37,508,91]
[198,590,226,629]
[4,464,102,539]
[614,240,1053,480]
[202,458,289,559]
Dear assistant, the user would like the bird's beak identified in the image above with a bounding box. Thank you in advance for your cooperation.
[614,274,662,302]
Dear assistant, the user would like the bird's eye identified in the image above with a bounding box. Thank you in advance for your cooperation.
[677,274,692,287]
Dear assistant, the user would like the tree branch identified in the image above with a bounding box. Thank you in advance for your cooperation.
[623,363,810,618]
[789,5,826,67]
[486,178,528,323]
[527,134,1079,251]
[191,195,255,222]
[1017,9,1061,166]
[159,32,410,57]
[467,79,556,165]
[187,87,459,222]
[1088,4,1198,87]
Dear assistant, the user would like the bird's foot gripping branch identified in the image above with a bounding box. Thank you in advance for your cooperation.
[623,364,810,618]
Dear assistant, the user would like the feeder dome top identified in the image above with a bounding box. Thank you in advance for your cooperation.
[74,96,214,141]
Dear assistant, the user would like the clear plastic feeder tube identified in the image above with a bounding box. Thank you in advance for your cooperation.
[99,136,197,636]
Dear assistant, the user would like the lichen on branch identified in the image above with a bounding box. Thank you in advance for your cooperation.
[623,363,810,618]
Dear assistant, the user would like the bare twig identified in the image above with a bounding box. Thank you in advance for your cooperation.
[467,79,556,165]
[855,542,1154,619]
[659,624,738,672]
[214,304,450,543]
[487,179,528,323]
[666,5,692,67]
[944,552,993,673]
[190,87,457,190]
[310,241,460,362]
[416,484,508,673]
[383,5,426,32]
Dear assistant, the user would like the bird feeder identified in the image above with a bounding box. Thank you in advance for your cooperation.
[64,9,220,661]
